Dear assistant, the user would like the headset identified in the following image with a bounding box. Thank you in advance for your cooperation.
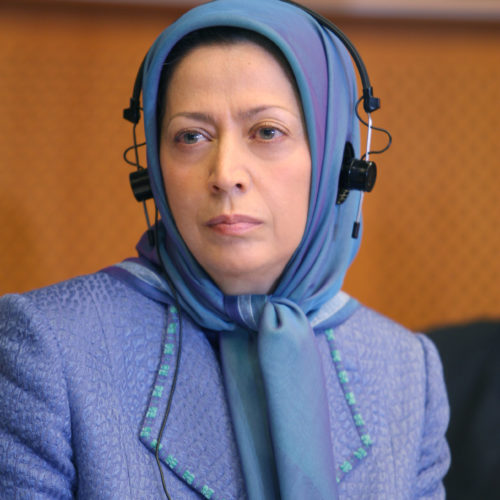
[122,2,390,498]
[123,0,391,239]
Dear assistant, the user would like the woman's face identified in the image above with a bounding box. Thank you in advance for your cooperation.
[160,42,311,295]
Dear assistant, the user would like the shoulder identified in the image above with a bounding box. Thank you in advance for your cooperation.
[3,271,138,314]
[341,304,416,343]
[0,272,168,382]
[330,304,447,421]
[2,272,111,319]
[1,271,163,334]
[0,273,171,498]
[334,304,435,367]
[325,305,449,497]
[0,269,170,420]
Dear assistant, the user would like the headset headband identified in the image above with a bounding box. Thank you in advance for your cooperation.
[124,0,380,125]
[123,0,391,240]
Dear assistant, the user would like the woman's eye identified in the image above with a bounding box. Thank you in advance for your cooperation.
[255,126,284,141]
[175,131,205,145]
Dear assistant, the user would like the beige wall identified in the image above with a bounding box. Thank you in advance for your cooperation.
[34,0,500,19]
[1,1,499,330]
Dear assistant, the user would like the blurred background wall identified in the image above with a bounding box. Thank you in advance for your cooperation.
[1,0,499,331]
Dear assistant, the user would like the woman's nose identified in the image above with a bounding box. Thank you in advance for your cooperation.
[208,137,249,195]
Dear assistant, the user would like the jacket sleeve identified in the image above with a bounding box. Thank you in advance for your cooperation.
[413,334,451,499]
[0,294,75,499]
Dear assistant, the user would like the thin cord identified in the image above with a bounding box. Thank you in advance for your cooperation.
[123,118,154,234]
[355,96,392,159]
[153,208,184,500]
[352,111,372,238]
[352,95,392,239]
[132,121,141,167]
[143,201,153,232]
[122,120,147,168]
[123,141,146,167]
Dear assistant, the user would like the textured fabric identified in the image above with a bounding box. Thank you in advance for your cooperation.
[0,272,450,499]
[116,1,366,495]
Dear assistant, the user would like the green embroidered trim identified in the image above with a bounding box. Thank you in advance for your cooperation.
[323,328,374,483]
[340,460,353,473]
[345,391,356,405]
[163,342,174,354]
[362,433,373,446]
[140,426,151,438]
[201,485,215,498]
[150,439,163,451]
[159,364,170,376]
[165,454,177,469]
[146,406,158,418]
[354,413,365,427]
[331,349,342,362]
[182,470,195,485]
[152,385,164,398]
[354,447,367,460]
[325,328,335,341]
[138,305,222,500]
[338,370,349,384]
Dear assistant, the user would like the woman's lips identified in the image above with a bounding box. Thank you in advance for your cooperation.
[205,214,262,236]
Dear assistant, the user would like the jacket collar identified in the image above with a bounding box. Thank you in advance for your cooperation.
[138,305,245,499]
[138,307,374,497]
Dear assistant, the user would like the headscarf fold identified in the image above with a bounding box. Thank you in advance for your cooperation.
[107,1,365,498]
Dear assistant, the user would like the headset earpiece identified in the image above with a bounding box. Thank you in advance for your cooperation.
[130,169,153,202]
[123,57,146,126]
[123,97,141,125]
[122,56,153,202]
[336,142,377,205]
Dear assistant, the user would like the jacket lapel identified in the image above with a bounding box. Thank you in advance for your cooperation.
[139,305,246,499]
[318,326,375,484]
[138,306,375,497]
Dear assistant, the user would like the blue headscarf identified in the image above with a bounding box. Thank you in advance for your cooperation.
[108,0,365,498]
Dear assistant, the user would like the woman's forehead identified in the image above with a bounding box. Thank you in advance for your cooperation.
[166,42,296,97]
[162,43,305,134]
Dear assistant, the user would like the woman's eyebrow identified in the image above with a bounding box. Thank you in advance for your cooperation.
[168,111,215,125]
[168,106,297,125]
[237,105,297,120]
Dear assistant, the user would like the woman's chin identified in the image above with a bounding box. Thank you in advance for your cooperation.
[205,261,280,296]
[191,239,293,295]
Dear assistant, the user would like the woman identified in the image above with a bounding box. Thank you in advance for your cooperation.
[0,0,449,498]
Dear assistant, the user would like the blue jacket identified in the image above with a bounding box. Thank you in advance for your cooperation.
[0,272,450,499]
